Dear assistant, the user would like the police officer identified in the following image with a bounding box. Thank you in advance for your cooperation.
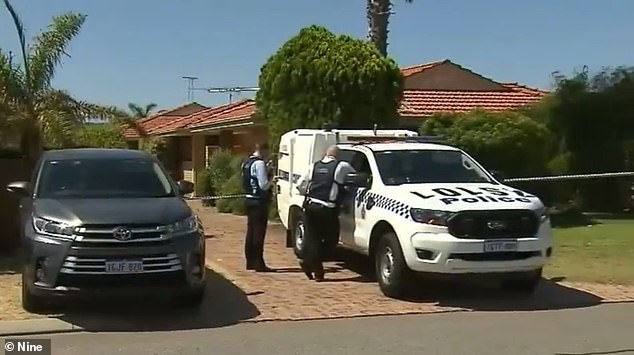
[296,145,355,281]
[241,143,277,272]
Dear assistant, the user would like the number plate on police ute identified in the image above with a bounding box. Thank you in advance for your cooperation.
[105,260,143,274]
[483,240,518,253]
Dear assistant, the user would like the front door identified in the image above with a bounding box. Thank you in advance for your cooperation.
[338,150,372,248]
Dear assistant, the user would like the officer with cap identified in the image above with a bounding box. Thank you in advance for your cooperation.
[241,143,277,272]
[296,145,355,281]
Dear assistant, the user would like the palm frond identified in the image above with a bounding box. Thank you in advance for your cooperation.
[27,12,87,92]
[2,0,30,93]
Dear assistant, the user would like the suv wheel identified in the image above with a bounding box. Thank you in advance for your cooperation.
[21,273,47,313]
[500,268,542,295]
[173,286,205,308]
[375,231,410,298]
[292,214,305,258]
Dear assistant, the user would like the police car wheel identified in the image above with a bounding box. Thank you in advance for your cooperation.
[375,232,409,298]
[292,215,305,258]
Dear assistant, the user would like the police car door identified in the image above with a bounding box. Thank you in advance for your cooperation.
[339,150,372,248]
[337,149,357,247]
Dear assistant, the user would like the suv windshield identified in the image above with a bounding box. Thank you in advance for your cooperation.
[36,158,175,199]
[374,149,493,185]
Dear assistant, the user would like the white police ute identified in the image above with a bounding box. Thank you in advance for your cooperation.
[275,128,553,298]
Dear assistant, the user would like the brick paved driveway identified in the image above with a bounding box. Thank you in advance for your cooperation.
[191,202,634,322]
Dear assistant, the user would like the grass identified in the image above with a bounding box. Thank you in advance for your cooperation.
[545,219,634,285]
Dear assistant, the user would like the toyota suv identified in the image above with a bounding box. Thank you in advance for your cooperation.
[6,148,206,312]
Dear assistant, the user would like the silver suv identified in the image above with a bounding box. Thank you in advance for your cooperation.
[7,149,206,312]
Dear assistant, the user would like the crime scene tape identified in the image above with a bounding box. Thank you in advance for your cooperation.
[504,171,634,183]
[186,193,247,201]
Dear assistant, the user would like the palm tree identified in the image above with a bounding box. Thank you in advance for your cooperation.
[1,0,122,160]
[366,0,413,56]
[127,102,157,119]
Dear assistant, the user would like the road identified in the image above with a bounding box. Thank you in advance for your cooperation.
[3,303,634,355]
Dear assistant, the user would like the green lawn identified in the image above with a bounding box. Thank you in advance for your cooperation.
[545,219,634,285]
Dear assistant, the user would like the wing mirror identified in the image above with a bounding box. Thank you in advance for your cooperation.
[343,172,369,188]
[177,180,195,195]
[6,181,30,196]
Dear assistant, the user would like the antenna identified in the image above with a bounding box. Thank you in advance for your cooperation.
[207,86,259,103]
[182,76,199,102]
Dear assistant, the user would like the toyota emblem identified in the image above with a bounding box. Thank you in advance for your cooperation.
[113,227,133,241]
[486,220,507,231]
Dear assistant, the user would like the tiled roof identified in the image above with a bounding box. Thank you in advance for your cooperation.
[399,86,549,117]
[189,100,257,129]
[400,59,448,77]
[122,102,207,139]
[151,99,256,135]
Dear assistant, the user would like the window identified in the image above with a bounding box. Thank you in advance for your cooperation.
[373,149,492,186]
[36,158,175,199]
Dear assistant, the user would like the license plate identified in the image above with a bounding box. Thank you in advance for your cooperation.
[483,240,518,253]
[105,260,143,274]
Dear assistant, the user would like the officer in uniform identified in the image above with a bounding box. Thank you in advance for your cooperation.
[241,143,276,272]
[296,145,355,281]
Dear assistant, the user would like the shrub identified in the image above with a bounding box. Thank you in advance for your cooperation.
[195,168,214,206]
[215,173,246,215]
[208,149,235,194]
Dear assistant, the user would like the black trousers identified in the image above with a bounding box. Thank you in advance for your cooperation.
[300,202,338,275]
[245,198,269,268]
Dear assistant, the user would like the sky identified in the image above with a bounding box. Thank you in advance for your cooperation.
[1,0,633,111]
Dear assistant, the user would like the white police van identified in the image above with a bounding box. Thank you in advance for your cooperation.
[276,128,553,298]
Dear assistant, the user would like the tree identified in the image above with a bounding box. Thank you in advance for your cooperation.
[75,122,126,149]
[545,66,634,211]
[420,110,553,177]
[257,25,404,148]
[366,0,413,56]
[1,0,121,161]
[127,102,157,119]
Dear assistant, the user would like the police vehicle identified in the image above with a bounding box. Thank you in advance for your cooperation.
[275,128,553,298]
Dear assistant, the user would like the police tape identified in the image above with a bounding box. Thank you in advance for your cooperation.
[504,171,634,183]
[185,193,248,201]
[184,172,634,200]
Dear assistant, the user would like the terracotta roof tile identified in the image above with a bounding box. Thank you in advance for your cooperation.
[151,99,255,135]
[399,86,549,117]
[122,102,207,139]
[189,100,257,129]
[400,59,448,77]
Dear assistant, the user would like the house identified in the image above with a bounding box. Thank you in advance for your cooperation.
[125,59,548,194]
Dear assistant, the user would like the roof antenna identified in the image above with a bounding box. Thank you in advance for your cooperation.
[373,123,378,136]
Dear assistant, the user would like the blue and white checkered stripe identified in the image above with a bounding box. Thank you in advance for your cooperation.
[355,189,411,220]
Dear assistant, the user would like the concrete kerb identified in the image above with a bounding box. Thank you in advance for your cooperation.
[0,318,82,337]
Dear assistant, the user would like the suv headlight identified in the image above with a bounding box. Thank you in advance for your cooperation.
[409,208,453,226]
[33,217,76,240]
[166,215,199,237]
[535,207,549,223]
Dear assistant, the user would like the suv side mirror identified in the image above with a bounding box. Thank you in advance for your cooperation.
[177,180,195,195]
[343,172,369,188]
[490,170,505,181]
[6,181,30,196]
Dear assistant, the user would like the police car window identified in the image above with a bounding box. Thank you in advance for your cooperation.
[36,158,175,198]
[350,152,371,173]
[373,149,492,185]
[338,149,355,163]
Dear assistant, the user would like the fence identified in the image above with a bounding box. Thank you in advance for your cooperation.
[0,158,32,249]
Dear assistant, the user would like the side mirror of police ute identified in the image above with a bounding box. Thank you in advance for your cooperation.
[177,180,195,195]
[343,172,369,187]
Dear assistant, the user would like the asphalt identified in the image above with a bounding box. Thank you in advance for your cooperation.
[1,303,633,355]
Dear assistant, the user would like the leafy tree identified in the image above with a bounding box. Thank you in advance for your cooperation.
[420,110,553,177]
[128,102,157,119]
[545,67,634,210]
[75,122,126,148]
[366,0,413,56]
[257,25,403,149]
[1,0,121,161]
